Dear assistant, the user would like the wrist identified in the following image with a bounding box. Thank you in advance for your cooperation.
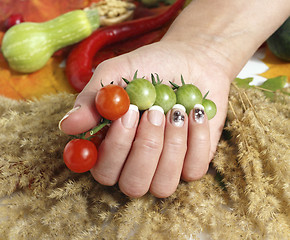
[162,0,290,80]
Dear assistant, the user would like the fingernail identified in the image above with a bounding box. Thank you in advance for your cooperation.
[121,104,139,129]
[193,104,205,124]
[170,104,186,127]
[148,105,164,126]
[58,105,81,130]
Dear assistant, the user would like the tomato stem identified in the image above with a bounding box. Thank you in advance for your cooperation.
[90,118,111,136]
[151,73,157,85]
[155,73,162,84]
[133,70,138,80]
[122,77,130,85]
[203,91,209,99]
[181,75,185,85]
[169,81,179,90]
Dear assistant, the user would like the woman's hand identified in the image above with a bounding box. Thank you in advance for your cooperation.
[59,0,290,198]
[59,39,231,198]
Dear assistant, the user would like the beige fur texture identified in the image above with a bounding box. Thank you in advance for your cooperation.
[0,86,289,240]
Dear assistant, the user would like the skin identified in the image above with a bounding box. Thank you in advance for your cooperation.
[59,0,290,198]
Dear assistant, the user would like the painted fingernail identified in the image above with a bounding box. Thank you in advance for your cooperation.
[170,104,186,127]
[193,104,205,124]
[58,105,81,130]
[121,104,139,129]
[148,105,164,126]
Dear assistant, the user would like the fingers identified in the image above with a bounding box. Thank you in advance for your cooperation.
[182,104,211,181]
[118,106,165,198]
[150,104,188,198]
[90,104,139,186]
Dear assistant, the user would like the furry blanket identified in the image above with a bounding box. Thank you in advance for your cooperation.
[0,85,289,240]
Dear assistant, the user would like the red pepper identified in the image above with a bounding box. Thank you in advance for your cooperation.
[65,0,185,92]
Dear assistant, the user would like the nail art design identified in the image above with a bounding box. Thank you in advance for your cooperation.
[171,109,185,127]
[194,104,205,124]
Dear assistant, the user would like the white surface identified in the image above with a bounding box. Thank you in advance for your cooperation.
[237,47,268,86]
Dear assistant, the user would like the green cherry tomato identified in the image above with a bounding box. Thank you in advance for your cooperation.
[175,84,203,114]
[125,78,156,110]
[154,83,176,114]
[202,98,217,120]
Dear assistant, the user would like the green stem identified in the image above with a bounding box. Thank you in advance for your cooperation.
[203,90,209,99]
[169,81,179,90]
[181,75,185,85]
[151,73,157,85]
[133,70,138,80]
[122,77,130,84]
[90,119,111,136]
[155,73,162,83]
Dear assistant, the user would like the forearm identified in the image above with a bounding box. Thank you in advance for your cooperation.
[163,0,290,79]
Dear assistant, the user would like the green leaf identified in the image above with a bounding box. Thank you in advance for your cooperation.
[259,75,287,100]
[234,77,253,89]
[259,75,287,91]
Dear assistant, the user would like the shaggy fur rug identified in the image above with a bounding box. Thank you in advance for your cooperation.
[0,85,289,240]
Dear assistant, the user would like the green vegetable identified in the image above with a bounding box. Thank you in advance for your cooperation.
[202,98,217,120]
[170,76,203,114]
[267,17,290,62]
[151,73,176,114]
[1,9,100,73]
[123,71,156,110]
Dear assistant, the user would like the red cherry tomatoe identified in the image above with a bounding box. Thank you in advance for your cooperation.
[4,14,24,30]
[63,139,98,173]
[95,84,130,121]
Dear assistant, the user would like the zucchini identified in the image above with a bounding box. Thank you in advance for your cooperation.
[267,17,290,62]
[1,9,100,73]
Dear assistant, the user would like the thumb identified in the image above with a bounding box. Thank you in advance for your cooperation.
[59,88,101,135]
[59,59,130,135]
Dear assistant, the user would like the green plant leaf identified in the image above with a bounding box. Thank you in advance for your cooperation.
[234,77,253,89]
[259,75,287,99]
[259,75,287,91]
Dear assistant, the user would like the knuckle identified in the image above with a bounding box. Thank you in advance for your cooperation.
[119,181,148,198]
[91,170,117,186]
[104,138,131,152]
[135,137,162,152]
[182,165,209,182]
[150,184,176,198]
[192,133,209,145]
[165,137,187,152]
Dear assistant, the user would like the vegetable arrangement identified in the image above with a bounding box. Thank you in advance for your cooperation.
[65,0,186,92]
[1,9,100,73]
[63,71,216,173]
[1,0,136,74]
